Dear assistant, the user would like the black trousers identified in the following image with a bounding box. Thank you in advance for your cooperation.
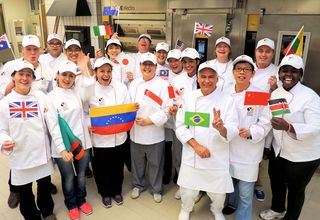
[268,148,320,220]
[163,141,173,181]
[91,143,125,197]
[15,175,54,220]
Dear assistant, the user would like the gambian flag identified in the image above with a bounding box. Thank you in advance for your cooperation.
[93,25,112,36]
[184,111,210,128]
[244,91,271,106]
[268,98,290,116]
[283,25,304,57]
[90,103,137,135]
[143,89,163,108]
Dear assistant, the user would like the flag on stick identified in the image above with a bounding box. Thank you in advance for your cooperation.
[283,25,304,57]
[194,22,213,37]
[143,89,163,108]
[244,91,271,106]
[90,103,137,135]
[168,85,181,99]
[0,34,10,51]
[103,6,120,16]
[268,98,290,116]
[93,25,112,36]
[184,111,210,128]
[175,39,187,51]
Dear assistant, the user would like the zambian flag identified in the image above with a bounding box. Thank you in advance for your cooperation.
[268,98,290,116]
[184,111,210,128]
[283,25,304,57]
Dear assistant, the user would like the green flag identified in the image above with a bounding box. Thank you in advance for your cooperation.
[184,111,210,128]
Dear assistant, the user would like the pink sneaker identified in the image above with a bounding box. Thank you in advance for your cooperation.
[68,208,80,220]
[79,202,93,215]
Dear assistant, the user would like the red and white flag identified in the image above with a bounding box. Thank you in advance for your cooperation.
[143,89,163,108]
[194,22,213,37]
[168,85,181,99]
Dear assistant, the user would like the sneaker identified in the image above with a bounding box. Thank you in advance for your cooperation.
[79,202,93,215]
[131,187,140,199]
[153,193,162,203]
[178,209,190,220]
[114,194,123,205]
[7,191,20,209]
[102,197,112,208]
[222,205,236,215]
[255,189,266,201]
[195,191,204,204]
[68,208,80,220]
[174,189,181,200]
[259,209,286,220]
[50,182,58,195]
[44,214,57,220]
[85,166,93,178]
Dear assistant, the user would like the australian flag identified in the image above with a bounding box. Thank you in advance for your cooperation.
[103,6,119,16]
[194,22,213,37]
[9,101,39,118]
[0,35,10,51]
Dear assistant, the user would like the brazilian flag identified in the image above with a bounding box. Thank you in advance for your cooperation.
[184,111,210,128]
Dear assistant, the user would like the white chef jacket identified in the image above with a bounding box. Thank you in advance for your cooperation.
[175,89,238,193]
[128,75,170,145]
[208,59,234,91]
[89,80,130,148]
[252,63,277,92]
[271,82,320,162]
[0,90,54,185]
[227,84,272,182]
[45,87,92,158]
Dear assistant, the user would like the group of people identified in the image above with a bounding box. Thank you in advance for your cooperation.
[0,31,319,220]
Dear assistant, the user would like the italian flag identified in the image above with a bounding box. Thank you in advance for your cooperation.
[283,25,304,57]
[93,25,112,36]
[268,98,291,116]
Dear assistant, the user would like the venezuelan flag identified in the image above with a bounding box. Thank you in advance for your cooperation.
[90,103,137,135]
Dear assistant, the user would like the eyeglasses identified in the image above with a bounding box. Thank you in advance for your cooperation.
[234,67,252,73]
[48,42,62,46]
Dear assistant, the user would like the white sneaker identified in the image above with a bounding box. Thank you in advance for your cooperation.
[178,209,190,220]
[174,189,181,200]
[153,193,162,203]
[131,187,140,199]
[259,209,286,220]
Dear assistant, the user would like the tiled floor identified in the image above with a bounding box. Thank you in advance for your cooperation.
[0,155,319,220]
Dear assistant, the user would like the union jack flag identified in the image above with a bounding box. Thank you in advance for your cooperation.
[194,22,213,37]
[9,101,39,118]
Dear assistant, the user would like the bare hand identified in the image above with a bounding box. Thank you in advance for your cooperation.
[194,144,211,158]
[239,128,251,139]
[136,117,153,126]
[212,108,223,130]
[127,72,134,81]
[169,105,178,116]
[60,150,74,162]
[271,117,290,131]
[134,102,140,111]
[95,49,103,59]
[268,75,278,91]
[111,32,119,39]
[5,81,14,96]
[2,140,15,151]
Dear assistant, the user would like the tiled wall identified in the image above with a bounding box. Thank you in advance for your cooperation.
[45,0,100,50]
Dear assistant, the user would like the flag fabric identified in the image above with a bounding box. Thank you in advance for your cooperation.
[244,91,271,106]
[175,39,187,51]
[9,101,39,118]
[0,34,10,51]
[90,103,137,135]
[159,69,169,80]
[268,98,291,116]
[58,113,84,160]
[93,25,112,36]
[103,6,119,16]
[283,25,304,57]
[194,22,214,37]
[184,111,210,128]
[143,89,163,108]
[168,85,181,99]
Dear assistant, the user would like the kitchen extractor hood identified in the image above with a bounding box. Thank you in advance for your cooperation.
[46,0,91,16]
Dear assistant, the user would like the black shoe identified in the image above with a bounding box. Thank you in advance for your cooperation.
[85,166,93,178]
[222,205,236,215]
[8,191,20,209]
[50,182,58,195]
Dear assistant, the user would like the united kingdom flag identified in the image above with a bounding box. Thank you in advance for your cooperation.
[9,101,39,118]
[194,22,213,37]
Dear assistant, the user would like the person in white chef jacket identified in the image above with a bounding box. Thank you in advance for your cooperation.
[208,36,234,91]
[176,61,238,220]
[223,55,271,220]
[89,57,138,208]
[259,55,320,220]
[0,60,55,220]
[128,52,170,203]
[45,60,93,220]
